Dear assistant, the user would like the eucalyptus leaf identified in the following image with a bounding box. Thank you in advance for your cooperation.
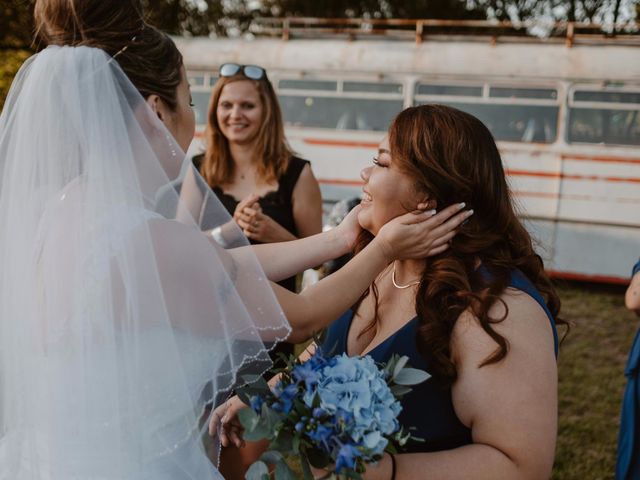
[392,356,409,379]
[238,407,259,430]
[390,384,412,396]
[260,450,284,464]
[237,390,252,406]
[271,431,293,452]
[242,421,271,441]
[245,461,269,480]
[264,407,285,430]
[275,459,296,480]
[393,367,431,386]
[242,375,270,390]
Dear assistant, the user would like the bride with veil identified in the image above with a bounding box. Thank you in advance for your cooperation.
[0,1,468,478]
[0,2,291,477]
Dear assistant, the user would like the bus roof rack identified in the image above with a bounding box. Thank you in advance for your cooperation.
[249,17,640,47]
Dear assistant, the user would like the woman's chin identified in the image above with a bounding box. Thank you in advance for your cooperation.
[356,212,378,237]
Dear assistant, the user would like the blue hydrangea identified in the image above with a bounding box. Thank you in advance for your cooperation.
[301,353,402,458]
[335,443,362,472]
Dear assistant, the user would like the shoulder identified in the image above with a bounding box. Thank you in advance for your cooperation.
[451,288,555,368]
[291,159,318,191]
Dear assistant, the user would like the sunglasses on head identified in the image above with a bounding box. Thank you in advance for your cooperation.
[219,63,267,80]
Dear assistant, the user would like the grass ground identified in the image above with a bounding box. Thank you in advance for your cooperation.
[553,282,637,479]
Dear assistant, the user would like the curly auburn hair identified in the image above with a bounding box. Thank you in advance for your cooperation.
[355,104,565,385]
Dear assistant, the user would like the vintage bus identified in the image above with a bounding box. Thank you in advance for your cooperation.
[175,19,640,283]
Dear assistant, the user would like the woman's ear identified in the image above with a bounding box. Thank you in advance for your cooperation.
[145,94,166,123]
[416,198,437,211]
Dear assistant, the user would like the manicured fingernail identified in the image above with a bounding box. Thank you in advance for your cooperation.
[425,209,436,216]
[458,202,466,209]
[466,209,474,216]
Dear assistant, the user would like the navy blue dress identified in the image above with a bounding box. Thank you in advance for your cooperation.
[616,259,640,480]
[321,269,559,453]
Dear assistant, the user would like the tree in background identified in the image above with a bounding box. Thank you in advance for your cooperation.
[1,0,35,49]
[468,0,636,25]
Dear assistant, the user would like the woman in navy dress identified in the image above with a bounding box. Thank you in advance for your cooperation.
[215,105,565,479]
[617,259,640,479]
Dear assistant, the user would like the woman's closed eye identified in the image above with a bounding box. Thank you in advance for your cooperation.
[372,156,388,168]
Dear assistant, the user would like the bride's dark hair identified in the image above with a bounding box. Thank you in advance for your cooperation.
[355,104,565,384]
[34,0,183,109]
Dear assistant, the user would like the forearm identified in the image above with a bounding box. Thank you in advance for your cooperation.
[253,228,349,282]
[272,238,389,343]
[365,444,547,480]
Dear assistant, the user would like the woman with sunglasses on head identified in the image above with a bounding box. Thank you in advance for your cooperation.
[194,63,323,294]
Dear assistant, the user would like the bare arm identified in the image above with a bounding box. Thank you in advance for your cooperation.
[270,235,391,343]
[362,290,558,480]
[291,163,323,238]
[248,210,355,282]
[625,270,640,313]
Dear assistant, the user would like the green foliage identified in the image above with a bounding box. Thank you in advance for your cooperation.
[0,0,34,49]
[0,49,33,111]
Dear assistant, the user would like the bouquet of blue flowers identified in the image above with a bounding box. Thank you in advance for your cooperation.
[236,348,430,480]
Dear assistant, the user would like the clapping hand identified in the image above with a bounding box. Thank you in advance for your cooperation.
[235,195,296,243]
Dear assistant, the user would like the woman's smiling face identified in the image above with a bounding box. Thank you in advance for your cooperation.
[358,136,423,235]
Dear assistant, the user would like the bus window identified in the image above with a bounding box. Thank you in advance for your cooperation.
[278,79,338,91]
[277,78,404,131]
[490,87,557,100]
[415,82,559,144]
[278,95,402,131]
[209,76,218,86]
[188,74,206,87]
[569,108,640,146]
[191,90,211,126]
[343,81,403,94]
[574,91,640,104]
[568,89,640,146]
[416,84,482,97]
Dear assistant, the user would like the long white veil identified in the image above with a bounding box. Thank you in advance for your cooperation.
[0,46,290,479]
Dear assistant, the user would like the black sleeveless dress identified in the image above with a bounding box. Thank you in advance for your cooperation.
[193,154,310,293]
